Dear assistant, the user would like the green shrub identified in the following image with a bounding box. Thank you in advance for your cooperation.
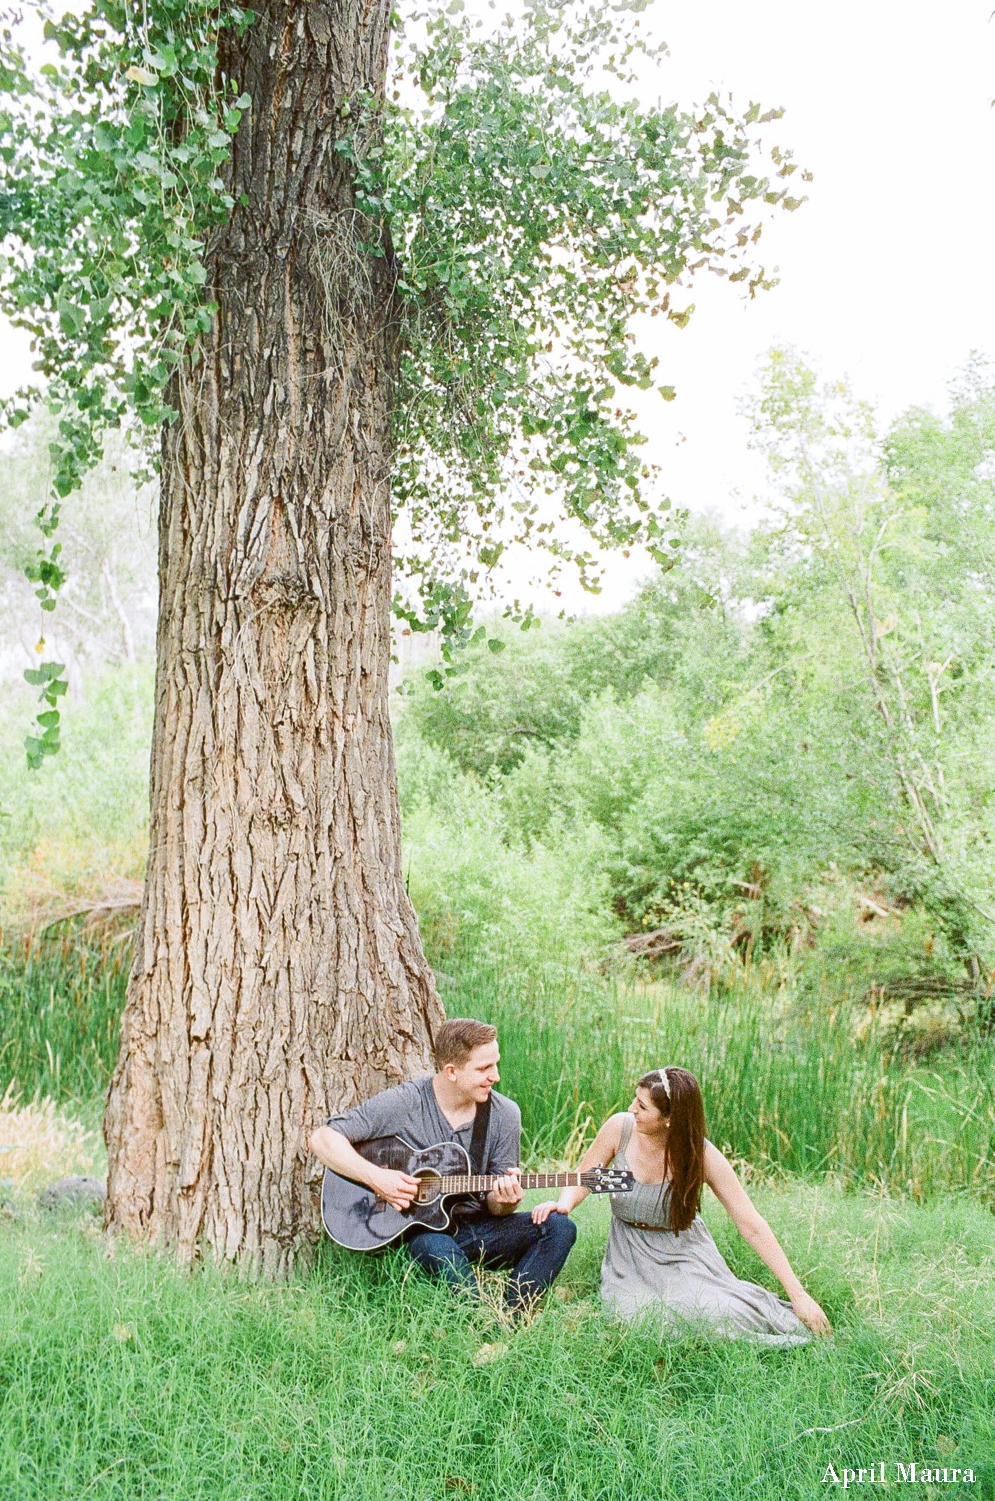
[402,790,618,977]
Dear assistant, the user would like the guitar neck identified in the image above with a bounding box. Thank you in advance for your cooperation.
[437,1171,584,1194]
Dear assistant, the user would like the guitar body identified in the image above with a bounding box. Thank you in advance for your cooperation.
[321,1136,474,1251]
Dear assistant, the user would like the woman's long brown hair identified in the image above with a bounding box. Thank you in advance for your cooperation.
[637,1067,706,1234]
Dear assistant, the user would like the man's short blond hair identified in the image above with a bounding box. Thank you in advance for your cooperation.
[434,1018,497,1069]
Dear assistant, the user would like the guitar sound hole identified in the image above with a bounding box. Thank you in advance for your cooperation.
[415,1171,442,1205]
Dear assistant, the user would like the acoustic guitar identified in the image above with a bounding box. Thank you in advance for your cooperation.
[320,1134,634,1251]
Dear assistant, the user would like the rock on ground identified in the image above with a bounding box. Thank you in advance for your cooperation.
[38,1176,106,1213]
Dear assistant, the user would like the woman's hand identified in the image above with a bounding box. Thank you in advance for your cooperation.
[791,1291,832,1336]
[531,1200,570,1225]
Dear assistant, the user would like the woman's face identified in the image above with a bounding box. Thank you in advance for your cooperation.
[630,1086,668,1135]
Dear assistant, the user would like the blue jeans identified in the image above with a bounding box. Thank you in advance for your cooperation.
[406,1211,577,1310]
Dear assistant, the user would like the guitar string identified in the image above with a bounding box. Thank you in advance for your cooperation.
[416,1171,626,1197]
[432,1173,580,1192]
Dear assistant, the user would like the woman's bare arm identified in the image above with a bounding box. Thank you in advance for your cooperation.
[703,1142,831,1335]
[531,1113,626,1223]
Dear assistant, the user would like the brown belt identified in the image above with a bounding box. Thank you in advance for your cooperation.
[629,1220,669,1232]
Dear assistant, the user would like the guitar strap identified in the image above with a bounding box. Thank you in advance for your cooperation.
[468,1093,492,1175]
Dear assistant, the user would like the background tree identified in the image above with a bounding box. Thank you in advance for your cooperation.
[0,0,801,1268]
[746,349,995,944]
[398,351,995,1015]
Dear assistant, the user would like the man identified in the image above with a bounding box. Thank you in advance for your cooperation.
[308,1018,576,1311]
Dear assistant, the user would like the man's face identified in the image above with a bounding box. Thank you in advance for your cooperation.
[447,1041,500,1102]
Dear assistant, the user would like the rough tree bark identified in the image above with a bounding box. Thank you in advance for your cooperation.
[103,0,443,1273]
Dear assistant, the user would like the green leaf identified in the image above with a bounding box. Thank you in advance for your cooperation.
[24,662,66,686]
[57,298,84,338]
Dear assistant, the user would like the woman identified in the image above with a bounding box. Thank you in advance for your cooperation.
[532,1066,831,1344]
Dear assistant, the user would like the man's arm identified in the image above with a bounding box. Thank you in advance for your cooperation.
[484,1101,523,1216]
[308,1125,420,1213]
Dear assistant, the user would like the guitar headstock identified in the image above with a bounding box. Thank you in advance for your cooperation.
[580,1167,635,1194]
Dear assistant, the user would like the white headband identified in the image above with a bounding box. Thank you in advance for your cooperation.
[654,1067,677,1097]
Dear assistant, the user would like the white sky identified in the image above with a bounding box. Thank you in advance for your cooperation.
[2,0,993,615]
[641,0,995,511]
[567,0,995,610]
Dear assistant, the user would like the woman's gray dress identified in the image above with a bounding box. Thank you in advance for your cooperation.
[601,1114,811,1347]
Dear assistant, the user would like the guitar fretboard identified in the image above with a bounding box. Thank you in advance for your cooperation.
[430,1171,584,1196]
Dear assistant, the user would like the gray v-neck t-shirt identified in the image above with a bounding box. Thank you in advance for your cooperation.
[327,1075,521,1221]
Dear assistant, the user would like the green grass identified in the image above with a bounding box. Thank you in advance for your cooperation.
[0,937,128,1102]
[0,933,993,1499]
[444,957,995,1202]
[1,1185,993,1500]
[2,941,993,1203]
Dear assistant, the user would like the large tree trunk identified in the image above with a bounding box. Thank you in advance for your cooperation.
[103,0,443,1273]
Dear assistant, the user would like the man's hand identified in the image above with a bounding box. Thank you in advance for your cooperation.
[486,1168,523,1216]
[370,1167,421,1212]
